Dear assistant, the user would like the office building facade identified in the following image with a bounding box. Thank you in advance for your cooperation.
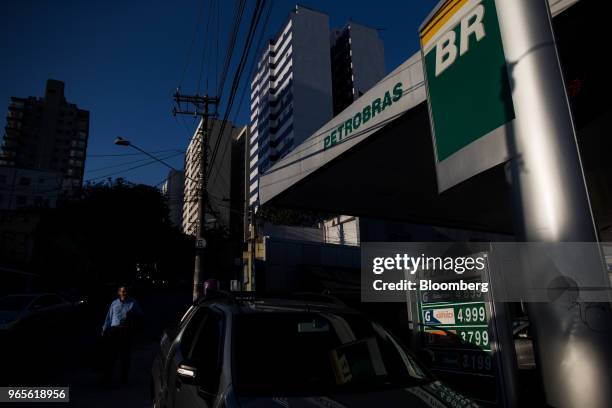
[330,22,386,114]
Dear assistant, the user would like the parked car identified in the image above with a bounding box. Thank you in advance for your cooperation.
[0,293,74,332]
[151,293,477,408]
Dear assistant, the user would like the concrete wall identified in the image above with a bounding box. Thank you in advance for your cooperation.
[261,236,360,291]
[324,215,360,246]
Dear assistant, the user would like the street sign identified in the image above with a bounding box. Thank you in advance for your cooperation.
[420,0,515,191]
[195,238,207,249]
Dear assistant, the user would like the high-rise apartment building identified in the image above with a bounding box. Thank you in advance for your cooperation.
[330,22,385,114]
[182,119,243,236]
[248,6,334,207]
[248,7,385,207]
[0,80,89,193]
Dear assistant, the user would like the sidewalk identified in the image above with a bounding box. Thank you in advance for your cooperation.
[63,339,157,408]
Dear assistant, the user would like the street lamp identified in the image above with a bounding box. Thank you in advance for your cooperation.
[114,137,179,172]
[114,136,131,147]
[113,137,203,186]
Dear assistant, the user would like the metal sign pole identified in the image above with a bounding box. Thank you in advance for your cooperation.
[495,0,612,406]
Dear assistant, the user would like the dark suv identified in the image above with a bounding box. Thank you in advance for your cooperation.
[151,293,477,408]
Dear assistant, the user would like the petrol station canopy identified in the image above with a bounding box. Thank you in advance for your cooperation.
[258,0,598,236]
[259,52,515,233]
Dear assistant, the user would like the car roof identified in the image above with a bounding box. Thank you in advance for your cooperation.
[197,292,358,316]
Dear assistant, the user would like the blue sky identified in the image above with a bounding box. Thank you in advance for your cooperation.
[0,0,435,186]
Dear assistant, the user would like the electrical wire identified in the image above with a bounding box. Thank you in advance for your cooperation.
[86,150,184,173]
[216,0,247,100]
[208,0,266,180]
[197,0,214,95]
[208,0,272,189]
[178,0,207,89]
[85,151,184,182]
[88,148,183,158]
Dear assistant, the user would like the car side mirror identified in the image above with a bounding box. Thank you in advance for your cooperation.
[177,359,220,396]
[177,361,199,384]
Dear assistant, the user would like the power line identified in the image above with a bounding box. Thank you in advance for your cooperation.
[197,0,214,95]
[88,149,183,158]
[84,152,184,182]
[209,0,272,188]
[208,0,266,179]
[86,150,184,173]
[178,0,207,89]
[216,0,247,99]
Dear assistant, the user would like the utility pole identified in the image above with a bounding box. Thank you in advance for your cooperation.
[173,91,219,301]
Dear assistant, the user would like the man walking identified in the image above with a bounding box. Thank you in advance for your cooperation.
[101,286,143,385]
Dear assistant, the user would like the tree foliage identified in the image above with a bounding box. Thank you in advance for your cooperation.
[31,178,194,290]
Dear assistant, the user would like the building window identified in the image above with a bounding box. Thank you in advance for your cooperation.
[16,196,27,206]
[19,177,31,186]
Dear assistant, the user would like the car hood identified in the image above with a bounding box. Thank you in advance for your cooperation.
[0,311,21,325]
[236,381,477,408]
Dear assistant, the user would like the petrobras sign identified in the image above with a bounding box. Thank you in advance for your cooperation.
[324,82,404,149]
[259,53,426,206]
[420,0,515,192]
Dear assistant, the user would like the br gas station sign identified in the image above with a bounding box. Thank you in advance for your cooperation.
[419,1,514,403]
[421,0,515,192]
[419,1,612,407]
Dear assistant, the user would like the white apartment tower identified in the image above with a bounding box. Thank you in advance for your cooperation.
[248,7,385,208]
[248,6,334,207]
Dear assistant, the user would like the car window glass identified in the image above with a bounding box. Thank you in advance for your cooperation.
[189,311,223,370]
[47,295,64,306]
[180,308,209,356]
[233,312,431,396]
[39,295,63,307]
[31,296,52,309]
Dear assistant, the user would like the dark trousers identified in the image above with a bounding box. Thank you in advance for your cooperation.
[103,326,132,383]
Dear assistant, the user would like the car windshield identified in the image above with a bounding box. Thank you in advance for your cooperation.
[232,311,432,396]
[0,296,35,311]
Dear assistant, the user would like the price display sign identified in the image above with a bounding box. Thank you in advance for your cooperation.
[416,252,501,405]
